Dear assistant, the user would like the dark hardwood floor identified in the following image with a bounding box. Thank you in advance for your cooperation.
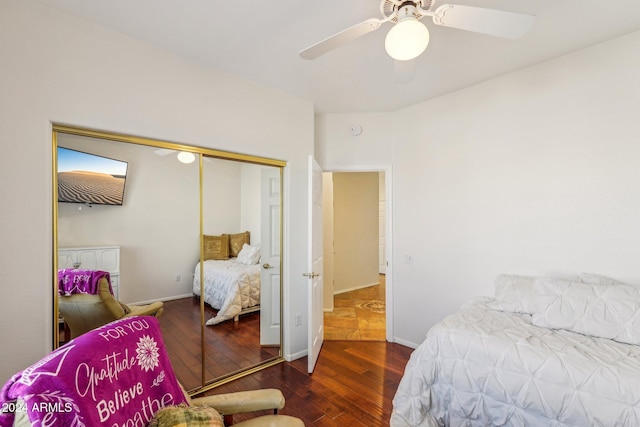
[200,341,414,426]
[159,297,279,391]
[160,296,415,425]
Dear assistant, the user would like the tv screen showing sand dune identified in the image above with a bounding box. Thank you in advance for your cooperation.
[57,147,128,206]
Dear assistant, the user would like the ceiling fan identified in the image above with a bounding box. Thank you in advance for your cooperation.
[299,0,536,61]
[155,148,201,164]
[155,149,219,164]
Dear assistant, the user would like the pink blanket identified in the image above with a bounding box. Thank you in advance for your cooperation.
[0,316,188,427]
[58,269,113,295]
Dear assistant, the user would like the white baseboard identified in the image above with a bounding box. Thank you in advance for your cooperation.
[285,349,308,361]
[391,336,418,349]
[127,293,193,306]
[334,281,380,296]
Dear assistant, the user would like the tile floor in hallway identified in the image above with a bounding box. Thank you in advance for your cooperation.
[324,274,386,341]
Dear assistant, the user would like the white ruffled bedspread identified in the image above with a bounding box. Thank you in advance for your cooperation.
[391,297,640,427]
[192,259,260,325]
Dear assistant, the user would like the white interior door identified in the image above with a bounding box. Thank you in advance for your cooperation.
[308,156,324,373]
[260,167,281,346]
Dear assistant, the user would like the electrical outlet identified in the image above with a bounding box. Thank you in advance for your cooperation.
[175,274,181,282]
[295,314,302,326]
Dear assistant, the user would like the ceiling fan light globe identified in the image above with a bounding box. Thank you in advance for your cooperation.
[385,18,429,61]
[177,151,196,164]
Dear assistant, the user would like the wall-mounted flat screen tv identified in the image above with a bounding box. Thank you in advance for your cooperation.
[57,147,129,206]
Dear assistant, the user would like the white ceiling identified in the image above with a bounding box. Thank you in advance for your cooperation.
[37,0,640,113]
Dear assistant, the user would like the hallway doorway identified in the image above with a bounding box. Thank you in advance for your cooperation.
[322,170,388,341]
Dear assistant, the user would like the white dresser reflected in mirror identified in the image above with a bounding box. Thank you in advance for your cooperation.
[58,246,120,298]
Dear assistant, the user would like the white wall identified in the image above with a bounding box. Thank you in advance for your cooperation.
[315,113,394,169]
[317,30,640,348]
[0,0,313,383]
[239,163,265,244]
[202,158,243,236]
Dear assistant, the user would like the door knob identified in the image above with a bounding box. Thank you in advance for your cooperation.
[262,263,273,269]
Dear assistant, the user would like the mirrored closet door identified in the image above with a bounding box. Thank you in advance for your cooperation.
[52,125,284,393]
[199,156,282,385]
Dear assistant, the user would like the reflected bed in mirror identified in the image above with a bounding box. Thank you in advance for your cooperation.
[52,125,284,394]
[193,232,260,326]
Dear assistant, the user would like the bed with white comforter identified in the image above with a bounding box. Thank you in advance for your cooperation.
[391,274,640,427]
[192,259,260,325]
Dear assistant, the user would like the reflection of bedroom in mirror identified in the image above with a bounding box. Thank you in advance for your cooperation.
[52,125,284,393]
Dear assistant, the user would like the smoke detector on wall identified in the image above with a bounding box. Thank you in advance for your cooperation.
[350,124,363,136]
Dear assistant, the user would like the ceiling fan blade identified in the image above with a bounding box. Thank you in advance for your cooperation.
[299,18,384,60]
[154,148,175,156]
[393,59,416,85]
[155,148,212,162]
[432,4,535,40]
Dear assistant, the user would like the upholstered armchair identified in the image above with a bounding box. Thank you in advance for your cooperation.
[58,277,164,339]
[0,316,303,427]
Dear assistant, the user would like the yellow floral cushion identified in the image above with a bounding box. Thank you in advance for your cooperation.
[149,404,224,427]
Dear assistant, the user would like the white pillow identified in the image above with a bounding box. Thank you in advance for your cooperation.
[489,273,582,314]
[488,274,541,314]
[578,273,625,286]
[531,277,640,345]
[237,244,260,265]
